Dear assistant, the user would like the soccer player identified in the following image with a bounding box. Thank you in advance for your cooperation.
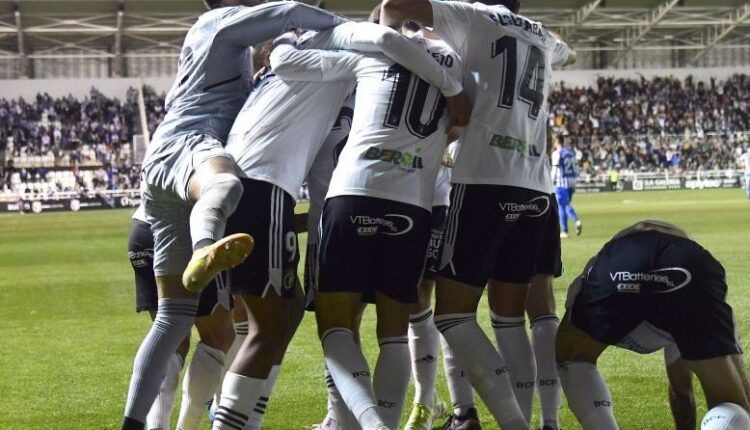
[128,204,236,430]
[381,1,576,429]
[269,17,467,430]
[740,146,750,199]
[556,220,750,429]
[213,20,468,430]
[551,139,581,237]
[121,2,347,429]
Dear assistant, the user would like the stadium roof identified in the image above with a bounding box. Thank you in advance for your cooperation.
[1,0,749,71]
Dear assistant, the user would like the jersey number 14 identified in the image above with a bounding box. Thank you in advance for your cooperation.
[492,36,546,120]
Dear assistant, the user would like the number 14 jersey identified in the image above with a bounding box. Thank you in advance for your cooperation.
[430,0,571,193]
[327,36,463,211]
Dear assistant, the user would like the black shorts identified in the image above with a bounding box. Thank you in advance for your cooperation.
[424,206,449,280]
[438,184,552,286]
[318,196,431,304]
[127,219,231,316]
[534,195,563,278]
[304,241,319,311]
[567,230,741,361]
[225,178,300,298]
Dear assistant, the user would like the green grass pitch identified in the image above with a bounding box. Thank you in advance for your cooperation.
[1,188,748,429]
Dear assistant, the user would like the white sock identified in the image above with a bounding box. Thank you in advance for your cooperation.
[408,309,439,408]
[490,312,536,423]
[189,173,243,248]
[374,336,411,429]
[440,336,474,416]
[125,298,198,424]
[326,368,361,430]
[146,353,184,430]
[212,372,266,430]
[531,315,562,430]
[434,314,527,430]
[214,321,248,408]
[322,328,386,430]
[558,361,618,430]
[177,343,226,430]
[245,365,281,430]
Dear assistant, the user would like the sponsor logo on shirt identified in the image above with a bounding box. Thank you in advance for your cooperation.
[499,195,550,221]
[489,134,541,157]
[363,147,424,171]
[609,267,692,294]
[349,214,414,236]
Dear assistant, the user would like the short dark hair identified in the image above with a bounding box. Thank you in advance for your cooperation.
[203,0,222,9]
[485,0,521,13]
[369,4,381,24]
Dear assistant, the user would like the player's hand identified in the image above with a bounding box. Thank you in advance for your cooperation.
[446,91,471,130]
[446,126,463,143]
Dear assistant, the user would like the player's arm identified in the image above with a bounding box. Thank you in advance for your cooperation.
[269,38,361,82]
[665,353,697,430]
[382,0,474,54]
[215,2,346,48]
[548,29,577,67]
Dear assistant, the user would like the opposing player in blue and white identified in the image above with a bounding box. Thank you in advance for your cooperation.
[740,147,750,199]
[551,139,581,237]
[121,2,346,429]
[213,20,468,430]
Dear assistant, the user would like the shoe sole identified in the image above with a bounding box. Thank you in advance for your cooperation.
[183,233,254,292]
[576,224,583,236]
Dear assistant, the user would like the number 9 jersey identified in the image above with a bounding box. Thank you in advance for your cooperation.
[327,35,464,211]
[429,0,572,194]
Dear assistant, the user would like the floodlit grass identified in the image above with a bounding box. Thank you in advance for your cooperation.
[1,189,748,429]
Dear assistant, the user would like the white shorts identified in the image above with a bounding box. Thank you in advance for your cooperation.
[141,132,233,277]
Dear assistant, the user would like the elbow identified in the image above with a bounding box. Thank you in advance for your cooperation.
[373,26,401,50]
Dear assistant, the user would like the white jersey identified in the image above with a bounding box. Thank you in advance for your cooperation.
[132,203,147,223]
[741,152,750,173]
[307,96,355,244]
[433,141,459,207]
[145,2,344,167]
[228,21,464,200]
[430,0,572,193]
[318,37,462,210]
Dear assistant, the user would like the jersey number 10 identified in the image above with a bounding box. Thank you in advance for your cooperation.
[382,64,447,139]
[492,36,546,120]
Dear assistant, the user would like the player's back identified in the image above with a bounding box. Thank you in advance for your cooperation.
[226,68,354,200]
[328,36,461,210]
[431,1,572,193]
[151,7,253,150]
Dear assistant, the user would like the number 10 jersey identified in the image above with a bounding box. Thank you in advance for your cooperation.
[430,0,571,194]
[327,36,463,211]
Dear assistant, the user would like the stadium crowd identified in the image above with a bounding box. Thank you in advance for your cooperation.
[549,74,750,174]
[3,75,750,194]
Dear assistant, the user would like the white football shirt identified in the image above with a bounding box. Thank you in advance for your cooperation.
[306,95,355,244]
[430,0,572,193]
[324,36,463,210]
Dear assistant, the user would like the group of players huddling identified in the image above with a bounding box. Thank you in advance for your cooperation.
[122,1,750,430]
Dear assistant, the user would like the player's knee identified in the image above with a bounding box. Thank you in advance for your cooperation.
[201,172,243,217]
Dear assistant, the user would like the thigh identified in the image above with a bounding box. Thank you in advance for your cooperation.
[375,202,432,305]
[491,188,553,284]
[438,184,502,287]
[318,196,379,296]
[128,219,158,313]
[226,179,299,299]
[143,186,192,278]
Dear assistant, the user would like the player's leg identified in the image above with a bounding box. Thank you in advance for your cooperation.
[177,284,235,430]
[212,295,249,421]
[664,347,696,430]
[128,217,189,430]
[555,189,569,238]
[565,188,581,235]
[688,355,750,410]
[555,314,617,430]
[527,275,561,430]
[434,184,526,430]
[439,335,481,430]
[212,179,303,430]
[122,188,201,430]
[183,139,252,292]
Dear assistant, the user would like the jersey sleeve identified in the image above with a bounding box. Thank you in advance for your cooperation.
[302,22,463,97]
[547,30,573,67]
[270,43,361,82]
[428,0,476,55]
[215,2,346,48]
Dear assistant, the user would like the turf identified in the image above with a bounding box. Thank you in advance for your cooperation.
[1,189,748,429]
